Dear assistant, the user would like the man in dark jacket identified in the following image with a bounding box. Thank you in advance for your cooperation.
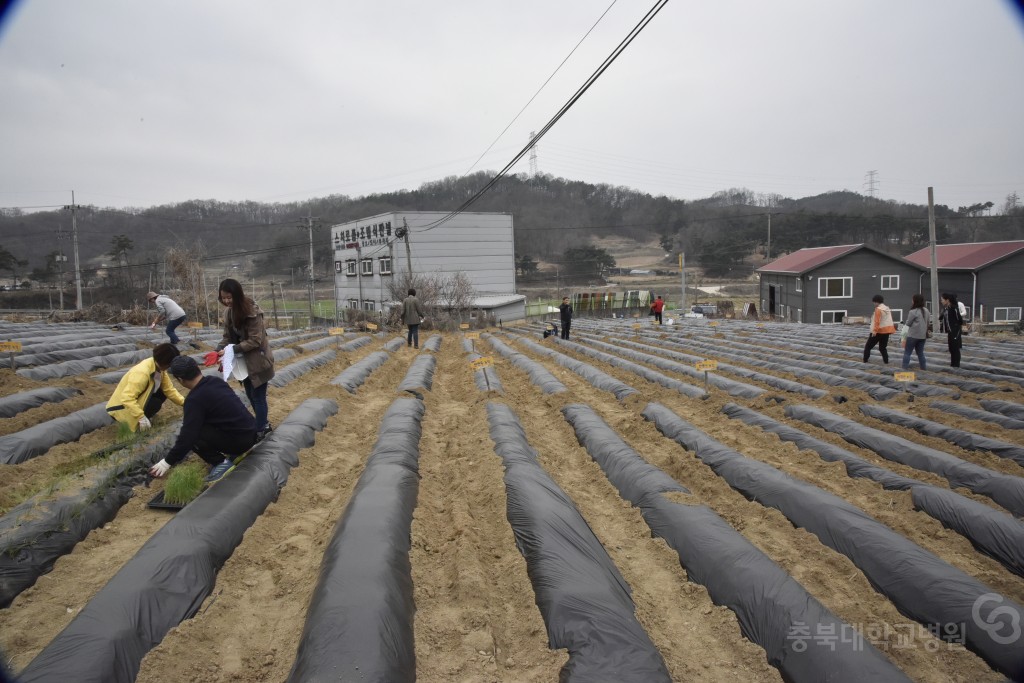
[148,356,257,481]
[558,296,573,340]
[402,288,425,349]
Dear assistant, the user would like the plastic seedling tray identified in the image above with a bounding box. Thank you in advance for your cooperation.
[147,490,187,511]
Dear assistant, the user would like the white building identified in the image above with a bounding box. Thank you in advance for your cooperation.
[330,211,524,320]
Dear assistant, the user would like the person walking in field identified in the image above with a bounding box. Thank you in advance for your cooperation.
[863,294,897,364]
[147,291,187,344]
[940,292,964,368]
[216,278,275,441]
[402,288,425,349]
[106,343,185,432]
[651,295,665,324]
[558,296,573,340]
[901,293,930,371]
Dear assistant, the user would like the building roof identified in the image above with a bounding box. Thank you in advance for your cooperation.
[758,245,863,274]
[759,243,925,275]
[904,241,1024,270]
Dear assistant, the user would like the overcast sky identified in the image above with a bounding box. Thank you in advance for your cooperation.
[1,0,1022,214]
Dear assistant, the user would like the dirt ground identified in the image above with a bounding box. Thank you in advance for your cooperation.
[1,321,1022,682]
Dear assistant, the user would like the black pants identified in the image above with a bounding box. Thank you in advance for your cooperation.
[947,334,962,367]
[143,390,168,418]
[193,425,257,466]
[407,324,420,348]
[654,311,662,324]
[560,319,571,339]
[863,333,890,363]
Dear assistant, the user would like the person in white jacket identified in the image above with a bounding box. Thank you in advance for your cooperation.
[147,291,187,344]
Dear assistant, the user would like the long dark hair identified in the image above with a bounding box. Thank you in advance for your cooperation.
[911,293,925,310]
[942,292,959,308]
[218,278,252,324]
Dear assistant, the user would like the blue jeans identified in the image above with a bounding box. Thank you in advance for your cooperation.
[243,378,270,430]
[407,324,420,347]
[902,337,927,370]
[166,315,186,344]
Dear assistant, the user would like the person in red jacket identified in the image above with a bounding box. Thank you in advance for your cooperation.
[864,294,897,364]
[651,295,665,324]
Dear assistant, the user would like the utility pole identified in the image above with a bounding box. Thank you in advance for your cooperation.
[270,280,279,328]
[766,212,772,261]
[55,225,68,310]
[679,252,686,316]
[62,192,83,310]
[398,218,413,274]
[302,214,318,325]
[927,187,940,321]
[356,244,364,312]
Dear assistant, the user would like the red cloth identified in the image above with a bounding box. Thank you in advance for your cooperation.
[203,351,221,367]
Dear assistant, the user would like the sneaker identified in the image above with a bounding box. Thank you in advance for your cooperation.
[256,423,273,442]
[204,459,233,483]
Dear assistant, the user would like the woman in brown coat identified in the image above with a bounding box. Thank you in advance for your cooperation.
[216,278,275,439]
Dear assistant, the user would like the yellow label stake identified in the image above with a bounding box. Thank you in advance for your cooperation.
[470,356,494,371]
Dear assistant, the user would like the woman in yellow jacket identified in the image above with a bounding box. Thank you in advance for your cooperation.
[105,343,185,431]
[863,294,897,364]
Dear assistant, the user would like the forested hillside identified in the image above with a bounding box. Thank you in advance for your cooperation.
[1,173,1021,286]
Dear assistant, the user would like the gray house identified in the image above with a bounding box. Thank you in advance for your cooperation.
[757,244,925,324]
[904,241,1024,323]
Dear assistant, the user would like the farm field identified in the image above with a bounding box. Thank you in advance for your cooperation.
[1,317,1023,682]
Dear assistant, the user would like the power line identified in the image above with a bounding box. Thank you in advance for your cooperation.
[418,0,670,235]
[463,0,619,178]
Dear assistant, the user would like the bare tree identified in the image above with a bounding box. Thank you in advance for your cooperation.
[165,244,210,325]
[385,270,477,331]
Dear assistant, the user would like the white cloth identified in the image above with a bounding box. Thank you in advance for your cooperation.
[221,345,248,381]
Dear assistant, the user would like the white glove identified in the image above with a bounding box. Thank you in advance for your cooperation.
[149,459,170,478]
[137,416,152,431]
[149,323,156,329]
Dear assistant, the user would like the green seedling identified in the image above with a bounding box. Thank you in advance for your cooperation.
[162,462,206,506]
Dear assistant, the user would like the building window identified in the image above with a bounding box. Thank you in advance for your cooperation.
[334,261,342,273]
[890,308,904,323]
[361,258,373,276]
[379,256,392,275]
[347,299,358,309]
[345,260,356,276]
[821,310,846,324]
[795,277,802,293]
[881,275,899,290]
[818,277,852,299]
[994,307,1022,322]
[362,300,375,312]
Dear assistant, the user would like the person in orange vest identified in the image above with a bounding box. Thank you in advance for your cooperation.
[863,294,897,364]
[651,295,665,324]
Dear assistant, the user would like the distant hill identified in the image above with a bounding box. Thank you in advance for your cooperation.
[1,173,1021,283]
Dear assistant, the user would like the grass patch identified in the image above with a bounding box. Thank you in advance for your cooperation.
[115,421,134,443]
[162,461,206,506]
